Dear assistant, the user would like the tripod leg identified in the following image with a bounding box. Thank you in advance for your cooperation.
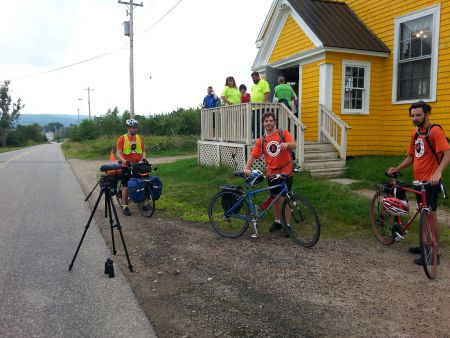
[69,189,104,271]
[105,196,108,218]
[106,191,117,255]
[107,190,134,272]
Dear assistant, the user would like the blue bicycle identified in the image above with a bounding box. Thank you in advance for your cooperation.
[208,168,320,247]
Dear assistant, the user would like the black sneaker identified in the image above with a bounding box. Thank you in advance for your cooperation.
[269,221,282,232]
[122,207,131,216]
[408,246,421,254]
[414,254,441,266]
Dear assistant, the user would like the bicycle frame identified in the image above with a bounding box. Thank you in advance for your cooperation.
[224,182,288,221]
[387,180,432,236]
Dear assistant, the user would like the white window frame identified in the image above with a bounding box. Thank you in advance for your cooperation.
[341,60,371,115]
[392,4,440,104]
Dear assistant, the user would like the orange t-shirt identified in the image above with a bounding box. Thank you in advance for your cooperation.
[408,126,450,181]
[251,129,294,176]
[117,134,145,164]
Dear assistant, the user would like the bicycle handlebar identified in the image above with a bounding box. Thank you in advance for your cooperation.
[384,171,448,199]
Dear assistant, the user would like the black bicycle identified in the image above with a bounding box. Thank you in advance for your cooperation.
[208,168,320,248]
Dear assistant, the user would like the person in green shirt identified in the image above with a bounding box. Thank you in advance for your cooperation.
[274,76,296,110]
[221,76,241,105]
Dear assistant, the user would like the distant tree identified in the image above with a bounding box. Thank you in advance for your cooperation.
[7,124,45,146]
[0,80,24,146]
[44,122,64,132]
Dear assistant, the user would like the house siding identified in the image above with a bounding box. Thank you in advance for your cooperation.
[301,60,322,141]
[269,15,316,63]
[341,0,450,155]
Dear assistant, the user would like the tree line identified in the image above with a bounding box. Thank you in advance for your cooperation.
[66,107,201,142]
[0,80,201,147]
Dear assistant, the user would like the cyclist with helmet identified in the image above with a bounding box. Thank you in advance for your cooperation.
[116,119,146,216]
[388,101,450,265]
[243,111,296,236]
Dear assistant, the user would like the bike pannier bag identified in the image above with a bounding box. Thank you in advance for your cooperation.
[128,178,146,203]
[149,176,163,200]
[220,185,242,214]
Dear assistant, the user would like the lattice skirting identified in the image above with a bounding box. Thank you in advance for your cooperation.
[198,141,267,172]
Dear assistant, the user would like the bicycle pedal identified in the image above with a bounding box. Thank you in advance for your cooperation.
[250,233,258,238]
[394,232,404,241]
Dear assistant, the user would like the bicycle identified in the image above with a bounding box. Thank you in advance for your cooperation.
[370,172,447,279]
[208,168,320,248]
[116,161,158,218]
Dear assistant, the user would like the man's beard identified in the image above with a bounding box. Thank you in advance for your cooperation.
[414,120,426,128]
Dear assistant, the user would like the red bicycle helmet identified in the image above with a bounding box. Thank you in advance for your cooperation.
[382,197,409,216]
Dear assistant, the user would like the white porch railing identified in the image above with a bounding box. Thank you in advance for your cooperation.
[201,103,306,165]
[318,104,351,159]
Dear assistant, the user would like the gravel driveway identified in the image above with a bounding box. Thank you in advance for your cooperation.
[69,158,450,338]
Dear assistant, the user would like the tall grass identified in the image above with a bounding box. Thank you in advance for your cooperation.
[62,135,198,160]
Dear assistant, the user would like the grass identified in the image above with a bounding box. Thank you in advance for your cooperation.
[62,136,198,160]
[153,158,377,241]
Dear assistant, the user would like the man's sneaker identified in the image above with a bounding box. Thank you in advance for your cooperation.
[269,221,282,232]
[408,246,421,254]
[414,254,441,266]
[122,207,131,216]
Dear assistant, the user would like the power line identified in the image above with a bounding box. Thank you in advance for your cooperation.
[136,0,183,37]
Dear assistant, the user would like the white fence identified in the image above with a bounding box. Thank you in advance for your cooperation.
[201,102,306,165]
[318,104,351,159]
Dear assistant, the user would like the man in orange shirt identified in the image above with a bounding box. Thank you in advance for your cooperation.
[116,119,146,216]
[388,101,450,265]
[244,111,296,236]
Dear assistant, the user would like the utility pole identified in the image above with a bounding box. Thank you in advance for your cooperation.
[77,98,82,123]
[118,0,143,119]
[83,87,93,119]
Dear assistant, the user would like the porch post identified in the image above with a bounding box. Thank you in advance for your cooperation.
[318,63,333,142]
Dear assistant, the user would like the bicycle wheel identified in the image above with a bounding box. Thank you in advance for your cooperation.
[116,181,123,207]
[138,194,155,218]
[281,193,320,248]
[419,210,437,280]
[370,191,395,245]
[208,190,250,238]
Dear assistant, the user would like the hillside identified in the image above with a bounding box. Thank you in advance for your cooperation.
[17,114,89,127]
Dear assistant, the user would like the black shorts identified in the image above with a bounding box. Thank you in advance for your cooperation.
[120,167,130,187]
[415,185,440,211]
[268,176,293,197]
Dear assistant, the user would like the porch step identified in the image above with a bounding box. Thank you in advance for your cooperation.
[306,167,347,179]
[303,159,346,170]
[302,142,345,178]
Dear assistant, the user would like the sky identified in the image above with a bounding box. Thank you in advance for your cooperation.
[0,0,274,116]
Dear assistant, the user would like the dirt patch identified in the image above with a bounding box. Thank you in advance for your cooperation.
[69,159,450,338]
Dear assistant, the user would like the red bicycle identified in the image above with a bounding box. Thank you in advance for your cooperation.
[370,172,447,279]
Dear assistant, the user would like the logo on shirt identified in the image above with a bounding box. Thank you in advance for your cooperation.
[265,140,280,157]
[414,138,425,158]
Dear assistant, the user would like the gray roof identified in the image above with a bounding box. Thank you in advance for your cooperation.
[287,0,390,53]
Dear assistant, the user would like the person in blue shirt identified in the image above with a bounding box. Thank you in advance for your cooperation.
[202,86,220,108]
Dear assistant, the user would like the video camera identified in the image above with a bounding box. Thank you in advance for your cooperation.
[99,163,123,192]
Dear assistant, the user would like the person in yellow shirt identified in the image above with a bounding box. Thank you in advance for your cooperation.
[221,76,241,105]
[250,71,270,137]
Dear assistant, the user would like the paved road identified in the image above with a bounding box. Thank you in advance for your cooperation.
[0,144,156,337]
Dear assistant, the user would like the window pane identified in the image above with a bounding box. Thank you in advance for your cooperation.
[352,67,358,77]
[399,63,411,80]
[422,35,432,55]
[410,38,421,58]
[359,68,365,77]
[398,59,431,99]
[355,99,362,109]
[398,80,411,100]
[357,78,364,88]
[401,23,411,41]
[353,77,359,88]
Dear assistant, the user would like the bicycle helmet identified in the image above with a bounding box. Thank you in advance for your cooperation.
[126,119,139,127]
[382,197,409,216]
[246,170,264,186]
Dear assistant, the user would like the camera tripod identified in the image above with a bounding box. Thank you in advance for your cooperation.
[69,175,133,272]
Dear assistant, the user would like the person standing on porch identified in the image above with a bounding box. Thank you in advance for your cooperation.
[202,86,220,108]
[239,84,251,103]
[274,76,296,112]
[250,71,270,137]
[221,76,241,105]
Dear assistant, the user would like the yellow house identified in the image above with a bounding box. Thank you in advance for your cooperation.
[253,0,449,156]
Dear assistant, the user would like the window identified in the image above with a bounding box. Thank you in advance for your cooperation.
[341,60,370,114]
[393,5,440,103]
